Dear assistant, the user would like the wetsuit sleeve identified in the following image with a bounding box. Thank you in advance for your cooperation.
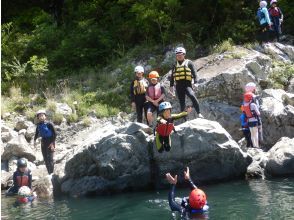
[34,125,39,141]
[171,112,188,120]
[170,65,175,87]
[168,184,184,212]
[13,171,17,187]
[188,60,197,83]
[28,170,32,189]
[161,86,166,95]
[48,123,57,141]
[130,81,135,102]
[187,178,197,190]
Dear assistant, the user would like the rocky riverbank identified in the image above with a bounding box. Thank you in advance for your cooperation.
[1,42,294,197]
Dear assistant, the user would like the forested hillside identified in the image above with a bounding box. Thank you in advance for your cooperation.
[2,0,294,120]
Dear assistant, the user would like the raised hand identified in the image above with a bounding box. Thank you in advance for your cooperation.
[166,173,177,185]
[184,167,190,180]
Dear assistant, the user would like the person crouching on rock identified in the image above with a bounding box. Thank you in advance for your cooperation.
[16,186,37,204]
[34,110,56,174]
[155,102,192,153]
[166,167,209,218]
[6,158,32,196]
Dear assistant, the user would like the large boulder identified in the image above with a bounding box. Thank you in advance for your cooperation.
[15,117,34,131]
[25,124,36,142]
[260,89,294,147]
[56,103,72,116]
[2,134,36,162]
[1,170,12,189]
[265,137,294,177]
[153,119,251,185]
[1,124,18,143]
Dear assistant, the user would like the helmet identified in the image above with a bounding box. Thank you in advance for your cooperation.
[245,82,256,93]
[18,186,31,197]
[244,92,254,103]
[260,1,267,7]
[159,102,172,112]
[270,0,277,5]
[134,66,144,73]
[189,189,207,209]
[175,47,186,55]
[149,71,159,79]
[17,158,27,168]
[36,109,46,117]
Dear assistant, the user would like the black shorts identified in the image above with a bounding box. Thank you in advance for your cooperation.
[248,121,258,127]
[146,102,158,113]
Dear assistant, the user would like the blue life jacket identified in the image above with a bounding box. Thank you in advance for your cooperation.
[38,122,53,138]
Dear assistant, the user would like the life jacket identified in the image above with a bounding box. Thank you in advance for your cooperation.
[133,79,147,95]
[147,83,162,100]
[242,102,257,119]
[173,59,192,81]
[38,122,53,138]
[156,121,175,137]
[257,8,265,22]
[16,170,30,187]
[269,7,281,18]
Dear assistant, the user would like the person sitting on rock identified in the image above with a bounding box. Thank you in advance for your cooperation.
[145,71,166,126]
[166,167,209,218]
[16,186,37,204]
[6,158,32,196]
[241,92,261,149]
[34,110,56,174]
[155,102,192,153]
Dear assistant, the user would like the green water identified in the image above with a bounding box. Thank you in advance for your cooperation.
[2,178,294,220]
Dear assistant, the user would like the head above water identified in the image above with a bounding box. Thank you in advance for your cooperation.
[189,188,207,210]
[18,186,31,197]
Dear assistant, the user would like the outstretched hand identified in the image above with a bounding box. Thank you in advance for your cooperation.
[166,173,177,185]
[184,167,190,180]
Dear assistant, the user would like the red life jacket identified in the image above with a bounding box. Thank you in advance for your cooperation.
[16,170,30,187]
[269,7,281,17]
[156,123,175,137]
[242,103,256,119]
[147,83,162,100]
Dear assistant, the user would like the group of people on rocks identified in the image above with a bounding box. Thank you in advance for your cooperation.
[257,0,284,43]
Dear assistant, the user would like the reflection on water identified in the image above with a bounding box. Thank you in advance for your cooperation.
[1,178,294,220]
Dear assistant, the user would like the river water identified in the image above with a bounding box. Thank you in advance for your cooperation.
[1,178,294,220]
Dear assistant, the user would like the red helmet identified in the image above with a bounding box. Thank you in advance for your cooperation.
[189,188,207,209]
[244,92,253,103]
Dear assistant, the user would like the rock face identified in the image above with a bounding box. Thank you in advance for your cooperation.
[60,120,250,196]
[265,137,294,177]
[260,89,294,147]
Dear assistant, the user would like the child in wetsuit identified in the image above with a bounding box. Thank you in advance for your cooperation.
[166,167,209,218]
[155,102,192,153]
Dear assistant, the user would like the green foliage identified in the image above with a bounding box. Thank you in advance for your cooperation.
[82,117,92,127]
[46,100,57,113]
[212,38,235,54]
[52,113,64,125]
[66,113,79,123]
[269,61,294,90]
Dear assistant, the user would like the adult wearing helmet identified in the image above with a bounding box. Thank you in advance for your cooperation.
[34,110,56,174]
[145,71,166,125]
[257,1,272,44]
[155,102,192,153]
[268,0,283,42]
[170,47,203,118]
[130,66,149,123]
[166,167,209,217]
[6,158,32,196]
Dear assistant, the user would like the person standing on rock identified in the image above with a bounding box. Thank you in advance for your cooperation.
[257,1,272,44]
[6,158,32,196]
[166,167,209,218]
[145,71,166,126]
[34,110,56,174]
[130,66,149,123]
[268,0,284,42]
[240,112,253,148]
[241,93,261,149]
[170,47,203,118]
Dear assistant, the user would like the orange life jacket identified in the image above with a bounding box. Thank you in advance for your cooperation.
[242,103,257,119]
[147,83,162,100]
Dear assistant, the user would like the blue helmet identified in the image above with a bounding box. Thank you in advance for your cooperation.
[159,102,172,112]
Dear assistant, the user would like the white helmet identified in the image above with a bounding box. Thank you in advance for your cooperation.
[134,66,144,73]
[175,47,186,55]
[245,82,257,93]
[18,186,32,197]
[260,1,267,8]
[36,109,46,117]
[270,0,277,5]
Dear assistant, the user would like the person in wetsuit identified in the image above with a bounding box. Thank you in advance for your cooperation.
[166,167,209,218]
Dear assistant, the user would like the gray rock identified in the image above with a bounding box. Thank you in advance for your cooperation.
[274,43,294,61]
[288,78,294,93]
[25,125,36,141]
[263,43,291,62]
[56,103,72,116]
[2,135,36,162]
[265,137,294,177]
[8,156,18,173]
[15,117,34,131]
[1,170,12,189]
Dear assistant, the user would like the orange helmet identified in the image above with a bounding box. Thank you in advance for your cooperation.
[148,71,159,79]
[244,92,254,103]
[189,189,207,209]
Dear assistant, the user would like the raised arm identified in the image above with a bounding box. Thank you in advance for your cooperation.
[184,167,197,189]
[166,173,183,213]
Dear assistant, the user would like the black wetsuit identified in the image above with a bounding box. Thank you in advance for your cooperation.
[34,121,56,174]
[168,178,209,218]
[170,60,201,114]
